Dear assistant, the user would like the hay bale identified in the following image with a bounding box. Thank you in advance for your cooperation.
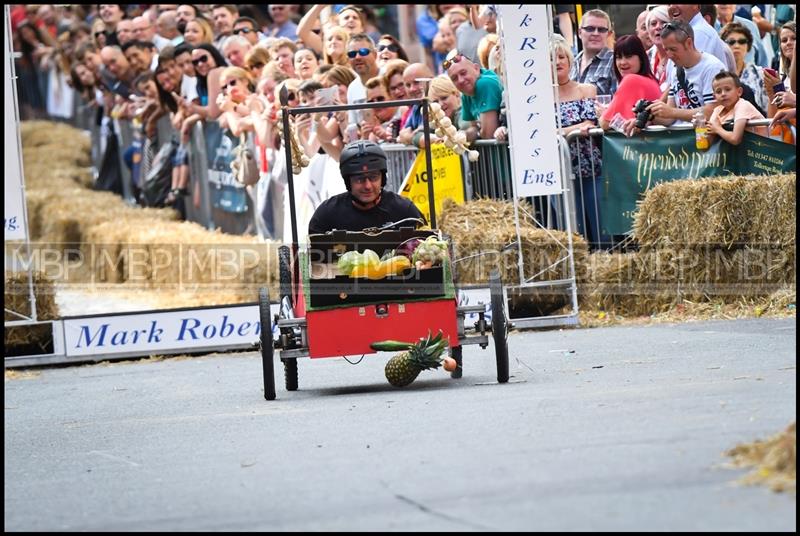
[439,197,590,316]
[4,271,60,353]
[634,174,796,250]
[581,246,796,316]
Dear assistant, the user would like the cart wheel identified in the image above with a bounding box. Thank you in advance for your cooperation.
[489,270,509,383]
[259,287,276,400]
[450,345,463,379]
[282,357,298,391]
[278,245,293,307]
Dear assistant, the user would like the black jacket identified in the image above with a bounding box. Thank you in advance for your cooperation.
[308,190,424,234]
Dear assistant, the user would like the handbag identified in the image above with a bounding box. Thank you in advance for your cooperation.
[230,133,260,186]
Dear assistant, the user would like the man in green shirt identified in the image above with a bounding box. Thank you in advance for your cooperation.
[444,49,503,139]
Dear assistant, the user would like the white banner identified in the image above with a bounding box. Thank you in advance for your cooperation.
[4,10,28,241]
[496,5,563,197]
[63,304,277,358]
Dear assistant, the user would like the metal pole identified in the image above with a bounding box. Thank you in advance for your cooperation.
[421,97,436,228]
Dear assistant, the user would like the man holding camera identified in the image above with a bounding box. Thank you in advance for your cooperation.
[628,20,725,133]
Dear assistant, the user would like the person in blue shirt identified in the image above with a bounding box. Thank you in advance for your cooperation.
[444,49,503,139]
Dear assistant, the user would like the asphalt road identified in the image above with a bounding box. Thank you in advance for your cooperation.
[4,317,796,531]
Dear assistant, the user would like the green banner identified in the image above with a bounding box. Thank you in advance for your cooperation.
[600,130,796,236]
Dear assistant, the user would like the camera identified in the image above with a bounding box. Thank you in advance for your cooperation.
[633,99,653,130]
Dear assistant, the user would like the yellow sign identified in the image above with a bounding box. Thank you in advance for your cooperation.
[399,144,465,225]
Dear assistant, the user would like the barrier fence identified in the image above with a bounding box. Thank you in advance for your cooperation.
[64,103,800,252]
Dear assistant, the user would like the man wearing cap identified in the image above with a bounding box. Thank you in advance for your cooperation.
[308,141,424,234]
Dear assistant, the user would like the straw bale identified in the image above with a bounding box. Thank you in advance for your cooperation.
[634,174,796,250]
[20,121,90,152]
[4,271,60,352]
[581,246,795,316]
[440,198,590,316]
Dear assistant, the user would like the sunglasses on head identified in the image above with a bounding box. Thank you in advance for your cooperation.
[442,52,464,71]
[581,25,609,34]
[726,38,748,46]
[367,96,386,103]
[377,43,399,53]
[233,28,254,35]
[347,47,371,58]
[191,55,209,66]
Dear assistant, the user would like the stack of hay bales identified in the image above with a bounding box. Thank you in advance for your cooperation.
[18,120,280,306]
[586,174,795,315]
[439,198,590,316]
[4,271,59,355]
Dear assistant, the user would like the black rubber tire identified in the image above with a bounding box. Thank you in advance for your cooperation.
[278,245,293,307]
[259,287,276,400]
[450,345,463,379]
[490,270,510,383]
[282,358,298,391]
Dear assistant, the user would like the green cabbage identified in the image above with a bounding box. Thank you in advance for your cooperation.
[337,250,363,275]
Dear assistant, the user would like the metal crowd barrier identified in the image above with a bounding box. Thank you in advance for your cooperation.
[381,143,418,193]
[185,121,215,230]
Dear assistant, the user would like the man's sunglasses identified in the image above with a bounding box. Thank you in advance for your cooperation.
[442,52,464,71]
[367,96,386,103]
[581,25,609,34]
[347,47,372,58]
[377,43,399,53]
[191,55,209,66]
[233,28,254,35]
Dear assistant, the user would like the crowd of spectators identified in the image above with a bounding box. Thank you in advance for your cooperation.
[10,4,797,249]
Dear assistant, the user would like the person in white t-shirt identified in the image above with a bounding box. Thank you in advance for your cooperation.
[632,19,726,131]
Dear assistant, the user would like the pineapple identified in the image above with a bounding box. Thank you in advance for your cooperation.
[372,331,448,387]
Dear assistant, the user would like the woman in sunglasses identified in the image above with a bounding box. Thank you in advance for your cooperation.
[376,34,409,72]
[192,43,227,114]
[720,22,768,115]
[91,18,107,49]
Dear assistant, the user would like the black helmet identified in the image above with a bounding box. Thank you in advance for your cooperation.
[339,140,388,190]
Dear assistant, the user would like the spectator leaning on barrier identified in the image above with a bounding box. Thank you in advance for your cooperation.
[631,20,726,131]
[667,4,736,71]
[551,36,606,249]
[444,49,503,140]
[598,35,662,130]
[706,70,766,145]
[396,62,434,147]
